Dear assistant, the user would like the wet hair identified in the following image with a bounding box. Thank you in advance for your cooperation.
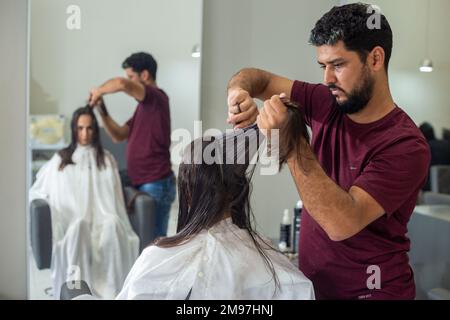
[58,107,106,171]
[310,2,393,72]
[155,99,310,293]
[122,52,157,81]
[278,98,311,170]
[419,122,436,141]
[156,135,282,291]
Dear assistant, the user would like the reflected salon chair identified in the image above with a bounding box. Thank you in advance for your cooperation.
[30,185,157,270]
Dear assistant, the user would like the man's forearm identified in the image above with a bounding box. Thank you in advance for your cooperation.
[227,68,271,100]
[97,77,127,96]
[288,142,361,241]
[98,112,128,143]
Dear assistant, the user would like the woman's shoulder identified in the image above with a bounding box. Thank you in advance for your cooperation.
[45,151,63,168]
[102,149,118,166]
[124,240,203,282]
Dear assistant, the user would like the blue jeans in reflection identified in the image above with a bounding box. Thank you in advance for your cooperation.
[137,173,176,237]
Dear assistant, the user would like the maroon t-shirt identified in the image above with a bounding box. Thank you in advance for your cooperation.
[291,81,430,300]
[126,85,172,185]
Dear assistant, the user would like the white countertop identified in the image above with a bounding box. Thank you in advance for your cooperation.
[413,205,450,223]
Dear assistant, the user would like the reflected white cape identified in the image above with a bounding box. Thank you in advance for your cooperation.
[116,218,315,300]
[30,145,139,299]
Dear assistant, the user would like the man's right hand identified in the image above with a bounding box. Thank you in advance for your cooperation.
[88,87,104,107]
[95,98,109,117]
[227,88,259,129]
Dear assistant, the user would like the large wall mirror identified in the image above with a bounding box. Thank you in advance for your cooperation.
[28,0,202,299]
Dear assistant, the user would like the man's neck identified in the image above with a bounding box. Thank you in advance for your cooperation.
[347,82,395,124]
[143,79,156,87]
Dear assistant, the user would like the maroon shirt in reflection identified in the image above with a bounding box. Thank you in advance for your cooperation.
[291,81,430,300]
[126,85,172,186]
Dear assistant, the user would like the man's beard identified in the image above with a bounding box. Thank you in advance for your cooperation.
[329,68,375,114]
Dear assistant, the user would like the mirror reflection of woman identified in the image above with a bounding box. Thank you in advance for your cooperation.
[29,107,139,299]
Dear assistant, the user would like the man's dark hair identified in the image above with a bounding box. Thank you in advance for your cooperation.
[310,2,393,72]
[122,52,158,80]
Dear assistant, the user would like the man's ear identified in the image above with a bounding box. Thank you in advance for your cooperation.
[369,46,385,72]
[140,70,150,81]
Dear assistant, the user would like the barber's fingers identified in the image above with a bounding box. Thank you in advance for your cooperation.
[266,94,287,115]
[228,103,258,123]
[227,88,245,108]
[88,91,98,107]
[258,95,288,130]
[228,89,255,113]
[227,104,259,127]
[256,108,270,137]
[233,114,259,130]
[88,94,96,107]
[261,100,276,128]
[88,88,104,107]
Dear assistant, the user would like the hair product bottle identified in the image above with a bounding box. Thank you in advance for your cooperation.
[279,209,292,252]
[292,200,303,254]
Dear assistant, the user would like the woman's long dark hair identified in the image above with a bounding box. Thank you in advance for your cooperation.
[278,97,311,170]
[156,136,282,291]
[155,100,310,294]
[58,106,106,171]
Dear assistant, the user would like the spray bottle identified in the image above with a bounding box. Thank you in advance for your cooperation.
[279,209,292,252]
[292,200,303,254]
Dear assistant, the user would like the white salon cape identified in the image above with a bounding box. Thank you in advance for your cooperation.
[115,218,315,300]
[29,145,139,299]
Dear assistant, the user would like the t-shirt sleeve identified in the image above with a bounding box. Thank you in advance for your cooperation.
[290,80,334,127]
[126,116,134,129]
[353,137,431,216]
[138,85,165,105]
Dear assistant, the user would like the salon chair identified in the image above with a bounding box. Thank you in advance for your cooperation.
[30,185,156,270]
[60,281,92,300]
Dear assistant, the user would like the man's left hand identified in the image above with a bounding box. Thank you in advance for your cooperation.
[88,88,103,107]
[256,94,289,136]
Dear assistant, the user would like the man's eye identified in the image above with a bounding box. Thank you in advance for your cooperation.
[319,65,326,70]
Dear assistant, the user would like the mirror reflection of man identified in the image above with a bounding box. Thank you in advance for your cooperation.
[226,3,430,299]
[89,52,175,238]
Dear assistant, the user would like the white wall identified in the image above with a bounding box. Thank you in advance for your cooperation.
[370,0,450,138]
[30,0,203,140]
[201,0,338,239]
[0,0,28,299]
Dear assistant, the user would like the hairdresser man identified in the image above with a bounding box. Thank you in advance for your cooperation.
[88,52,175,238]
[226,3,430,299]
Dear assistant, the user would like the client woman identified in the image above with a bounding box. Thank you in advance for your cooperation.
[115,98,315,299]
[30,107,139,299]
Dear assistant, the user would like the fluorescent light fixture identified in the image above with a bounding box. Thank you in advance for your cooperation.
[420,59,433,72]
[191,44,201,58]
[420,1,433,73]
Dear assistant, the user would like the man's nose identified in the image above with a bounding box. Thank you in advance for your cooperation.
[323,66,337,85]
